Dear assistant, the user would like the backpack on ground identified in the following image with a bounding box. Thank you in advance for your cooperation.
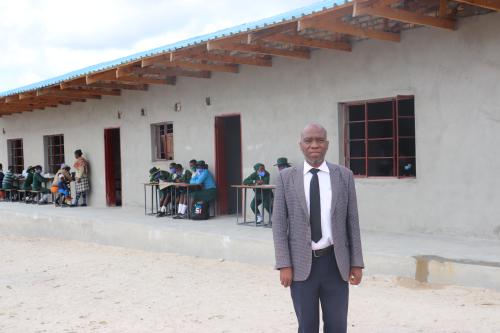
[191,201,209,220]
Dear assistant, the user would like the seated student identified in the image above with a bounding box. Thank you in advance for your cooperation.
[156,162,178,217]
[189,159,198,176]
[172,164,192,218]
[2,167,18,190]
[51,164,72,195]
[31,165,51,204]
[243,163,273,224]
[1,167,18,200]
[274,157,291,171]
[54,174,71,207]
[21,166,36,202]
[149,167,171,217]
[183,161,216,219]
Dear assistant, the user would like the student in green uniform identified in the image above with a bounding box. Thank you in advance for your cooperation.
[149,166,173,217]
[31,165,51,204]
[1,167,18,201]
[21,166,36,202]
[172,163,192,217]
[243,163,272,224]
[274,157,291,171]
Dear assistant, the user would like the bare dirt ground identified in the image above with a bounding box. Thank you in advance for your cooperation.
[0,236,499,333]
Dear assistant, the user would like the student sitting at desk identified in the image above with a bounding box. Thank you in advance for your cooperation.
[54,174,71,207]
[2,167,17,189]
[172,164,192,218]
[32,165,51,204]
[21,166,35,202]
[243,163,273,224]
[183,161,216,219]
[149,167,173,217]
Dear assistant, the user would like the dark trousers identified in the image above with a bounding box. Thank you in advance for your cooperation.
[290,248,349,333]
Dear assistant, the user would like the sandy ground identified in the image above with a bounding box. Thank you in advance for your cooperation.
[0,236,499,333]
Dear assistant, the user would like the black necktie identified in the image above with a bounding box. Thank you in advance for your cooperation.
[309,168,322,243]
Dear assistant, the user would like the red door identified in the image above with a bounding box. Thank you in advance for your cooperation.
[214,115,242,215]
[104,128,121,206]
[214,117,228,214]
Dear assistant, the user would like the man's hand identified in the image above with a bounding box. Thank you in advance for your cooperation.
[280,267,293,288]
[256,180,264,185]
[349,267,363,285]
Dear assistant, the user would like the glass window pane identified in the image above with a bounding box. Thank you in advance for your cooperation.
[349,123,365,140]
[368,159,394,176]
[349,159,366,176]
[399,138,416,157]
[368,140,393,157]
[368,121,393,138]
[367,101,393,120]
[398,118,415,137]
[349,141,365,158]
[348,105,365,122]
[399,158,416,177]
[398,98,414,117]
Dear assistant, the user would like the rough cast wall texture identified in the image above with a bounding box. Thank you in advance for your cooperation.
[1,13,499,239]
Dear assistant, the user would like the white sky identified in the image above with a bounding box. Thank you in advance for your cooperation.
[0,0,318,93]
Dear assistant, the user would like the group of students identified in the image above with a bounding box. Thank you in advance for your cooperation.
[148,159,217,219]
[243,157,291,224]
[0,149,91,207]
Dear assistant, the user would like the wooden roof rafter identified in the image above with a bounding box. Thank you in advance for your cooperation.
[86,69,177,85]
[453,0,500,11]
[352,0,457,30]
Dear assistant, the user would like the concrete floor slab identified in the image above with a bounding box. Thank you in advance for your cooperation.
[1,202,499,290]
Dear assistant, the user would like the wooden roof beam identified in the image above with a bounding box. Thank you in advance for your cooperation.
[65,81,149,91]
[86,69,176,85]
[260,34,352,52]
[206,40,310,60]
[298,17,401,42]
[4,95,20,103]
[453,0,500,11]
[353,1,457,30]
[117,65,211,79]
[36,89,102,99]
[60,77,87,89]
[171,50,272,67]
[142,57,239,73]
[247,22,298,43]
[37,86,121,97]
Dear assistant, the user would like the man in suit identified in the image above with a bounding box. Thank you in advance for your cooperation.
[272,123,364,333]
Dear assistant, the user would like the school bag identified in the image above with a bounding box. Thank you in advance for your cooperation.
[191,201,209,220]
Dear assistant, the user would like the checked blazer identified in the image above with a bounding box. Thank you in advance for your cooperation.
[272,161,364,282]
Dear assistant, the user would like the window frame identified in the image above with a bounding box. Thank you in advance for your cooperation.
[151,122,174,161]
[44,134,65,174]
[343,95,416,179]
[7,138,24,174]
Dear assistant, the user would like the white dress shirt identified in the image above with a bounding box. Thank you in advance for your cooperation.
[303,160,333,250]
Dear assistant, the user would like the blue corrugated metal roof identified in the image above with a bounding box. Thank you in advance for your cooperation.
[0,0,346,97]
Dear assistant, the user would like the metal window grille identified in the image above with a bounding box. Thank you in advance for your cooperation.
[344,96,416,178]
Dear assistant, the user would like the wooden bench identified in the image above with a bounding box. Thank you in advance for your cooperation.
[16,189,27,202]
[3,188,18,202]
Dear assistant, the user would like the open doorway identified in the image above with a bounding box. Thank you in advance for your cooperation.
[215,115,242,215]
[104,128,122,206]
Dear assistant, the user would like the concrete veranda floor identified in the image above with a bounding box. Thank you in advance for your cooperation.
[1,202,499,290]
